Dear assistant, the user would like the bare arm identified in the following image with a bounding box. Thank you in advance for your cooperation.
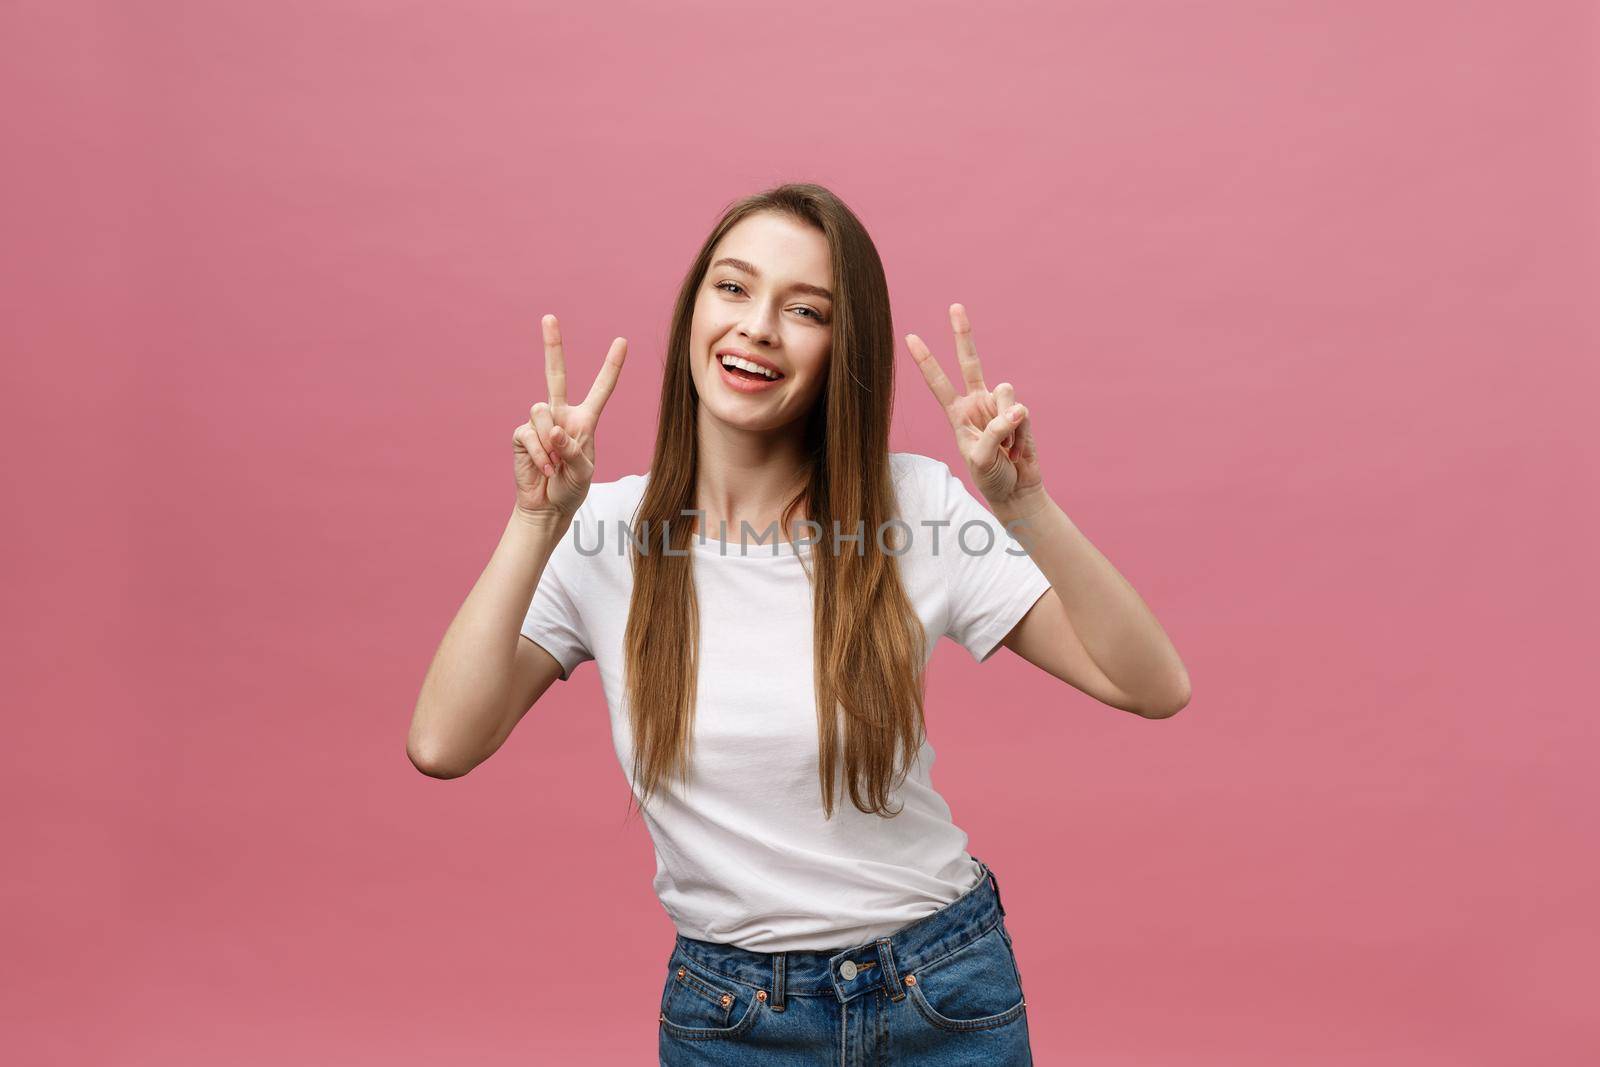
[407,509,571,778]
[906,303,1190,719]
[996,491,1191,718]
[407,314,627,778]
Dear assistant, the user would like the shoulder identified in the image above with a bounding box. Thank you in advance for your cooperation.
[888,450,956,506]
[550,473,649,575]
[573,470,650,523]
[554,472,649,563]
[889,450,951,481]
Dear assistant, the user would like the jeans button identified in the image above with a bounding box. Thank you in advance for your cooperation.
[840,960,858,980]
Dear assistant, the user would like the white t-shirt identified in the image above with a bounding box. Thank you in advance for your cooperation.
[520,450,1051,951]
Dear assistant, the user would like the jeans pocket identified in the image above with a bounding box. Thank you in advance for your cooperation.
[904,922,1029,1032]
[659,948,764,1041]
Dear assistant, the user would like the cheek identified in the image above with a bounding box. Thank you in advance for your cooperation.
[690,296,719,336]
[797,353,830,398]
[807,345,831,380]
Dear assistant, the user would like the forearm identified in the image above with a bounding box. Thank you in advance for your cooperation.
[408,508,570,774]
[994,487,1190,709]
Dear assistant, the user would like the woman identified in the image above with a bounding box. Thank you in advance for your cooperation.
[408,182,1191,1064]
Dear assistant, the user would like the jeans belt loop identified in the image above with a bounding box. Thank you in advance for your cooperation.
[770,951,786,1012]
[876,937,905,1002]
[987,864,1007,917]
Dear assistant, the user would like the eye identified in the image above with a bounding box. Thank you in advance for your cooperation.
[714,280,826,322]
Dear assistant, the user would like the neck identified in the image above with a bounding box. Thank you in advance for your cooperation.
[693,412,810,541]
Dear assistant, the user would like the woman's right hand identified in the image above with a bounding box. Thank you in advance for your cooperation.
[512,314,627,525]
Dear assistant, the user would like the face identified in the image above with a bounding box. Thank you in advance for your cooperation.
[689,212,834,433]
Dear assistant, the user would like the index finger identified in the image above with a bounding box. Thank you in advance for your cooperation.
[542,314,567,409]
[579,336,628,419]
[904,333,961,418]
[949,303,987,394]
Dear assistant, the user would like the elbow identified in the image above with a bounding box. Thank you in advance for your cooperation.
[1136,675,1192,720]
[406,735,475,780]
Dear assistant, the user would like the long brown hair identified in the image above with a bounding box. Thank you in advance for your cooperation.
[622,182,927,820]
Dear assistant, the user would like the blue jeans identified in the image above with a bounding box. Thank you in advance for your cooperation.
[658,856,1032,1065]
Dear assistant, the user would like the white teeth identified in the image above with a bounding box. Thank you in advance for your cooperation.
[719,353,779,379]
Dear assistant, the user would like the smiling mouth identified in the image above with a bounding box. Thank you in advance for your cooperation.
[716,353,784,381]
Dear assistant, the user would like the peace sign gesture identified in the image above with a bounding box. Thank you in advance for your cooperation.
[512,314,628,524]
[905,303,1043,509]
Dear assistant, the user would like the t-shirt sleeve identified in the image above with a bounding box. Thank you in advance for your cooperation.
[932,460,1053,664]
[518,520,595,682]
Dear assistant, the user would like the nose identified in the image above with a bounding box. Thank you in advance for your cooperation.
[738,305,779,347]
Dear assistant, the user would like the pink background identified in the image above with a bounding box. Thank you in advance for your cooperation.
[4,1,1596,1063]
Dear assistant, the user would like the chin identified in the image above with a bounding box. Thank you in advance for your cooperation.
[709,404,777,431]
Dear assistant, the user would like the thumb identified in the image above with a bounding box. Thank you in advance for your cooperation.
[552,425,595,483]
[992,382,1019,452]
[549,424,581,461]
[974,404,1025,473]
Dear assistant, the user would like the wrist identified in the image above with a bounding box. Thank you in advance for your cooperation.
[510,505,573,536]
[991,484,1050,525]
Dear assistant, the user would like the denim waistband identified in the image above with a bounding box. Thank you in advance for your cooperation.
[671,855,1009,1010]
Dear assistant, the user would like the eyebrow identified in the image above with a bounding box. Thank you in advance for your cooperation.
[711,257,834,302]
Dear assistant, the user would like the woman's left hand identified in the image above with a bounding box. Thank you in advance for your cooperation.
[906,303,1044,510]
